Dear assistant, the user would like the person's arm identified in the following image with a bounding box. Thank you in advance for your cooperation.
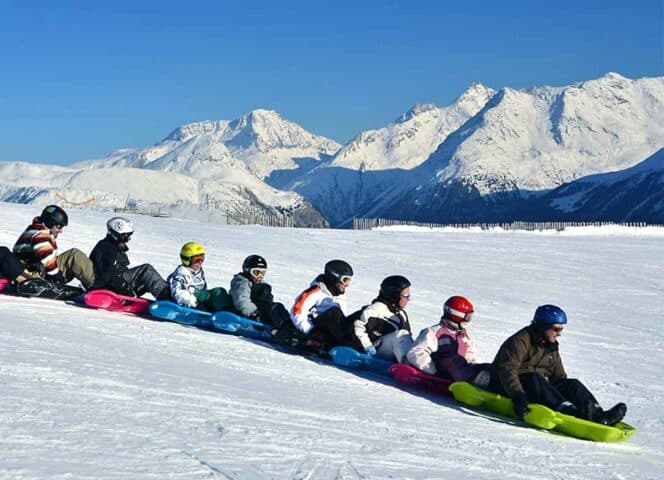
[495,335,529,397]
[407,327,439,375]
[290,286,320,334]
[353,307,375,352]
[230,276,258,317]
[168,269,198,308]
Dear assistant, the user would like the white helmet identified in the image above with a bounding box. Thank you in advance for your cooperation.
[107,217,135,243]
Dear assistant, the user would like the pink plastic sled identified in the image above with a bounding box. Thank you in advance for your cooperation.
[389,364,453,396]
[84,289,151,314]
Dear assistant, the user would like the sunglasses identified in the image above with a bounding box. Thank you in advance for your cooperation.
[190,255,205,265]
[549,326,564,333]
[339,275,352,286]
[400,293,412,300]
[250,268,267,278]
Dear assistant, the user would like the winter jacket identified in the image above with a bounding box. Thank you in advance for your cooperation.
[290,275,347,334]
[490,325,567,397]
[407,319,478,375]
[167,264,207,308]
[89,236,130,289]
[13,217,59,276]
[230,273,274,318]
[353,298,411,351]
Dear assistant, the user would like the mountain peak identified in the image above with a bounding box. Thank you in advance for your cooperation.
[399,103,439,122]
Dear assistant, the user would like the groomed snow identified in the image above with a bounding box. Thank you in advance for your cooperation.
[1,202,662,479]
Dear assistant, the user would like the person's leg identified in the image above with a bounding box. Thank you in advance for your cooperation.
[56,248,95,289]
[311,307,346,346]
[518,372,568,410]
[120,264,168,298]
[550,378,603,421]
[196,287,233,312]
[375,329,413,363]
[434,354,491,383]
[0,246,30,282]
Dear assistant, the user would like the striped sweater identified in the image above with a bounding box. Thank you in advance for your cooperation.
[13,217,59,275]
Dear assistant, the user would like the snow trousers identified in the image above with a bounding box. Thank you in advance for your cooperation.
[0,246,28,282]
[433,353,491,384]
[56,248,95,290]
[112,264,169,300]
[312,307,347,347]
[195,287,233,312]
[376,329,414,363]
[493,372,603,421]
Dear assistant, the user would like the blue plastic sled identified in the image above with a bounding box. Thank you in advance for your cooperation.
[210,311,273,341]
[149,301,213,328]
[329,346,394,377]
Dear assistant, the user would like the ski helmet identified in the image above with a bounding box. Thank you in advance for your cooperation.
[533,305,567,325]
[180,242,205,266]
[242,255,267,275]
[379,275,411,303]
[41,205,68,228]
[106,217,135,243]
[324,259,353,284]
[443,296,474,324]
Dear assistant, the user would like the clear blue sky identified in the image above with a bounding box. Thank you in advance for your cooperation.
[1,0,662,165]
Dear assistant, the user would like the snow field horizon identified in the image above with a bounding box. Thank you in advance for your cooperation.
[0,202,662,479]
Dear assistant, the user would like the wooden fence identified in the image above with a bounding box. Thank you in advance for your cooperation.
[352,218,656,231]
[227,213,294,228]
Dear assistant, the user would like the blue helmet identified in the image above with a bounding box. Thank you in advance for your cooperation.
[533,305,567,324]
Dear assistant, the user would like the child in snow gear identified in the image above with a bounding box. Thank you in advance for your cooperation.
[488,304,627,426]
[348,275,414,363]
[407,296,491,387]
[280,259,354,350]
[12,205,95,293]
[167,242,233,312]
[89,217,170,300]
[229,255,289,327]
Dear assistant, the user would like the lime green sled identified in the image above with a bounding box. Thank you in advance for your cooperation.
[448,382,636,442]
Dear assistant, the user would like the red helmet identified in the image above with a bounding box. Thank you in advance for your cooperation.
[443,296,474,324]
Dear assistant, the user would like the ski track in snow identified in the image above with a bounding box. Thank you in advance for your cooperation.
[1,202,663,479]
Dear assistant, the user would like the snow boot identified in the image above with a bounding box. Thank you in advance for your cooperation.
[596,403,627,426]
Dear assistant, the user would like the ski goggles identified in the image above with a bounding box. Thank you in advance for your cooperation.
[548,325,564,333]
[339,275,352,286]
[401,293,412,300]
[190,254,205,265]
[250,268,267,278]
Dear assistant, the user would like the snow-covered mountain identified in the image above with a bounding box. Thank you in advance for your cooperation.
[330,83,495,172]
[291,73,664,225]
[542,147,664,223]
[1,110,341,227]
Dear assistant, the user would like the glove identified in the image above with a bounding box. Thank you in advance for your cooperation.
[365,345,377,356]
[512,392,530,420]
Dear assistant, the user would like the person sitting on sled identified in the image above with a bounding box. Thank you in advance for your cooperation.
[167,242,233,312]
[278,259,353,349]
[89,217,170,300]
[13,205,95,294]
[488,304,627,426]
[229,254,289,327]
[348,275,414,363]
[407,295,491,387]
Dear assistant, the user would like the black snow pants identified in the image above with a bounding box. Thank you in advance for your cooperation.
[491,372,602,421]
[112,263,169,299]
[0,246,25,282]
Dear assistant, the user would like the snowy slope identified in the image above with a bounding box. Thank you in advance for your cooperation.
[1,202,663,479]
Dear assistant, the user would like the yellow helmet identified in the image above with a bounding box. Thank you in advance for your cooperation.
[180,242,205,266]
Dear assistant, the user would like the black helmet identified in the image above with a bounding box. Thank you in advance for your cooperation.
[324,259,353,281]
[379,275,411,303]
[41,205,68,228]
[242,254,268,274]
